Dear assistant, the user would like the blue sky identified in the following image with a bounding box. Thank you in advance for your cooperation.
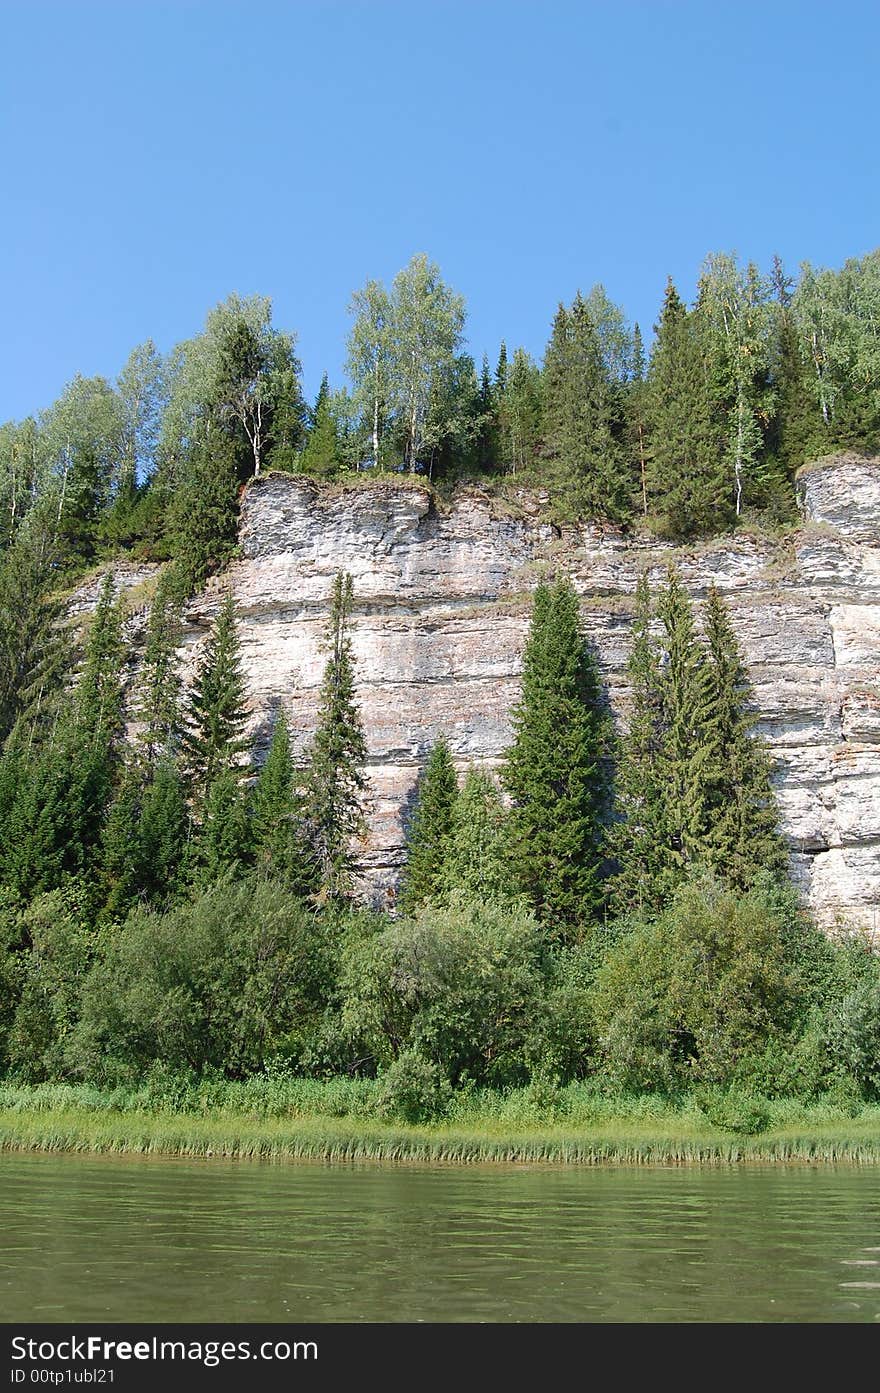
[2,0,878,420]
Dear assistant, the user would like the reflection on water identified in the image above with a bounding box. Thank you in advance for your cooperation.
[1,1153,878,1322]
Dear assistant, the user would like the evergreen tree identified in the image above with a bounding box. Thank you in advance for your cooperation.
[606,573,674,912]
[304,572,368,899]
[542,296,630,521]
[195,767,252,884]
[503,578,610,931]
[400,736,459,912]
[441,768,512,904]
[299,375,343,478]
[251,709,315,889]
[498,348,542,477]
[165,423,239,599]
[646,279,728,536]
[767,255,828,477]
[700,585,786,886]
[475,355,498,472]
[136,580,183,771]
[625,323,650,517]
[135,756,189,903]
[182,592,249,814]
[1,576,127,900]
[495,341,508,396]
[655,567,715,871]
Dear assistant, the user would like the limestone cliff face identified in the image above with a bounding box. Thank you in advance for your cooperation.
[106,453,880,932]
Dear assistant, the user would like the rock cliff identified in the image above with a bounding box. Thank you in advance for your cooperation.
[103,453,880,933]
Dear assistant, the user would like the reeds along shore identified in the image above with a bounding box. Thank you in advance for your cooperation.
[1,1082,879,1166]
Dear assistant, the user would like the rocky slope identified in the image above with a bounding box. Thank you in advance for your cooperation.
[106,453,880,933]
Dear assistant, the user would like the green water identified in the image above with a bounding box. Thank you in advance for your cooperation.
[1,1153,879,1322]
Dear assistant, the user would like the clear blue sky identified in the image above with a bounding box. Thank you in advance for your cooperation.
[2,0,878,421]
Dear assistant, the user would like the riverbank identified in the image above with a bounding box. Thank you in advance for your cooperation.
[2,1081,880,1164]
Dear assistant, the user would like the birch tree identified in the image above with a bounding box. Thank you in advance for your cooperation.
[346,279,392,466]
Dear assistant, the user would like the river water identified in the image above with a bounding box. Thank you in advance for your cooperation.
[1,1154,879,1321]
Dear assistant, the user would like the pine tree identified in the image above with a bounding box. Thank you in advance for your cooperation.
[400,736,459,912]
[304,572,368,899]
[495,342,508,397]
[542,296,630,521]
[646,279,728,536]
[700,585,786,886]
[498,348,542,477]
[251,709,315,889]
[2,576,127,899]
[626,323,650,517]
[182,592,249,815]
[503,578,610,931]
[441,768,512,904]
[476,355,498,473]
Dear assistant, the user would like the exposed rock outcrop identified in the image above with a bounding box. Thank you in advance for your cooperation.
[94,455,880,933]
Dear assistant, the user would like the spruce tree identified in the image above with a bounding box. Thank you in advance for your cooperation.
[542,296,629,521]
[646,279,728,536]
[700,585,786,886]
[440,768,513,904]
[400,736,458,912]
[2,576,127,899]
[196,767,252,884]
[606,573,675,912]
[165,423,239,600]
[503,578,610,931]
[136,580,183,771]
[182,592,249,815]
[251,709,315,890]
[299,374,343,478]
[304,572,368,899]
[135,755,189,902]
[654,566,715,871]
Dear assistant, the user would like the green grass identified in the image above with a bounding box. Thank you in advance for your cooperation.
[1,1081,879,1165]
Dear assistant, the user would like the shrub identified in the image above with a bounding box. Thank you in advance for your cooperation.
[375,1050,451,1124]
[590,871,797,1091]
[824,980,880,1099]
[340,893,547,1086]
[6,885,99,1082]
[69,878,335,1084]
[696,1087,771,1135]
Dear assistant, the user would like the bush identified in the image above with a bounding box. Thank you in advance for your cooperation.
[6,885,99,1082]
[340,893,548,1086]
[69,879,335,1084]
[824,980,880,1099]
[590,872,797,1092]
[375,1050,451,1124]
[696,1087,771,1135]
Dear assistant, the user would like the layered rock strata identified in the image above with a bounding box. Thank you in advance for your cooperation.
[100,453,880,933]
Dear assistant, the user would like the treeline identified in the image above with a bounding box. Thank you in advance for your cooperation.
[2,563,879,1112]
[2,249,879,597]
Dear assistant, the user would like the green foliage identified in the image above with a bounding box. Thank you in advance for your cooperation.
[441,770,514,904]
[340,895,546,1085]
[71,880,335,1084]
[251,710,315,891]
[542,293,630,521]
[591,873,797,1091]
[181,592,248,812]
[696,1087,771,1135]
[504,578,610,932]
[6,886,99,1082]
[646,279,729,537]
[375,1049,452,1123]
[303,572,368,900]
[400,736,458,912]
